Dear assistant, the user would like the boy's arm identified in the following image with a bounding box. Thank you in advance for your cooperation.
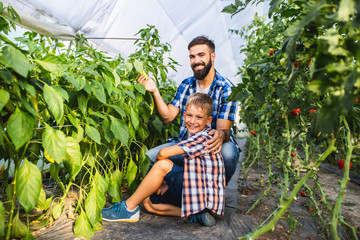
[156,145,185,162]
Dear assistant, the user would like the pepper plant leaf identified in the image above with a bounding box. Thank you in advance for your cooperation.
[94,172,108,195]
[63,136,82,180]
[109,116,129,146]
[33,55,68,72]
[7,107,35,150]
[85,124,101,144]
[77,93,88,115]
[10,211,27,239]
[112,69,120,87]
[74,210,94,239]
[44,84,64,124]
[92,175,107,224]
[1,44,31,77]
[130,105,140,130]
[65,74,86,91]
[16,159,42,213]
[139,145,150,177]
[42,124,67,164]
[0,88,10,111]
[133,59,143,73]
[91,80,107,104]
[108,169,123,202]
[85,188,101,227]
[134,82,146,95]
[126,159,138,187]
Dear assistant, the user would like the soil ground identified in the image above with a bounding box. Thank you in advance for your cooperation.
[34,139,360,240]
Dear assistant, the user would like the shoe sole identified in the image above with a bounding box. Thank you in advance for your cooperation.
[102,218,139,222]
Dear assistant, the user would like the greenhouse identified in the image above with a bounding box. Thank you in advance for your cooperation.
[0,0,359,239]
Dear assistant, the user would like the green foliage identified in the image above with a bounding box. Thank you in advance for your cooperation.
[0,201,4,237]
[224,0,359,239]
[11,211,27,239]
[74,210,94,239]
[15,159,42,213]
[0,5,179,239]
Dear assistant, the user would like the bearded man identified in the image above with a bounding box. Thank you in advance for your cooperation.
[138,36,240,184]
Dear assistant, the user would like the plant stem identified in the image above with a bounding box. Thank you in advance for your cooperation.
[329,118,353,240]
[6,160,20,240]
[245,187,272,215]
[239,137,336,240]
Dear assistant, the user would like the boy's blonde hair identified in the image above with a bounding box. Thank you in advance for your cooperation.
[185,93,213,117]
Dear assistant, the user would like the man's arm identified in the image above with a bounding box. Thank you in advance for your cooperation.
[205,119,233,153]
[138,74,179,123]
[156,145,185,162]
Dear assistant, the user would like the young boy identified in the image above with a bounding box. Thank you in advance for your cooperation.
[102,93,225,226]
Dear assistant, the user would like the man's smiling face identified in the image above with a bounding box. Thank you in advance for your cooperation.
[189,44,215,80]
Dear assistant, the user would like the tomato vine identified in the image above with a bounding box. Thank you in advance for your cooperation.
[224,0,359,239]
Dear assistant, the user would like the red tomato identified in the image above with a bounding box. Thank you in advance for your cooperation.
[250,130,256,136]
[337,159,352,169]
[291,109,301,116]
[269,50,274,56]
[309,109,317,118]
[301,191,307,197]
[291,151,296,157]
[294,61,299,67]
[338,159,345,169]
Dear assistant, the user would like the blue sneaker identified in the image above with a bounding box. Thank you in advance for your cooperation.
[188,210,216,227]
[102,202,121,211]
[101,200,139,222]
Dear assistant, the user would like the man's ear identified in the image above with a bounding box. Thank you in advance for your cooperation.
[207,116,213,126]
[211,52,216,61]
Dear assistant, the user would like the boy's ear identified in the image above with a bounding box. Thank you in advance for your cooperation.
[206,116,213,126]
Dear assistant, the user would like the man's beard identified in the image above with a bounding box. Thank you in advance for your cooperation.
[192,57,212,80]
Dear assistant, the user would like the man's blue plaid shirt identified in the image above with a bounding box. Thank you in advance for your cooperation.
[169,70,238,147]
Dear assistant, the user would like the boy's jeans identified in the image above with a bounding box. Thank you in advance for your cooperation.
[146,141,240,184]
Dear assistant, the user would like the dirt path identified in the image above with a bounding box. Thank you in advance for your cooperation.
[34,139,360,239]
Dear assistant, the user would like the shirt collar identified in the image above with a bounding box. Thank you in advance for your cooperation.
[187,126,211,138]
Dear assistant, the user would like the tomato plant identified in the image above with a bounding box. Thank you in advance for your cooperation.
[224,0,360,239]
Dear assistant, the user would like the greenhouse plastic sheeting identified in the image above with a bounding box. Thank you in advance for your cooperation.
[3,0,269,84]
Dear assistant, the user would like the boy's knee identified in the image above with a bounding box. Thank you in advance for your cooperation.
[153,160,174,175]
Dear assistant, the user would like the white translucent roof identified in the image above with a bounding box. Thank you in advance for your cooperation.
[4,0,269,84]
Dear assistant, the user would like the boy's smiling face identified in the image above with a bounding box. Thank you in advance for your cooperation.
[184,104,212,134]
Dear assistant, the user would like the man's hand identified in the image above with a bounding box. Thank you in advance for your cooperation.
[137,74,157,93]
[205,129,225,154]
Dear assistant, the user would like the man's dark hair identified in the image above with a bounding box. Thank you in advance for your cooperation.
[188,36,215,53]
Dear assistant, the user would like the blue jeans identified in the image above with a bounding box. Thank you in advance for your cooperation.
[146,141,240,184]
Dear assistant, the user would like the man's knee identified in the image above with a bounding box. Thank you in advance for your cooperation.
[221,142,240,183]
[146,142,178,164]
[221,142,240,167]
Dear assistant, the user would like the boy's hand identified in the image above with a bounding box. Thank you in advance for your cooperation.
[157,181,169,196]
[205,129,225,154]
[137,74,157,93]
